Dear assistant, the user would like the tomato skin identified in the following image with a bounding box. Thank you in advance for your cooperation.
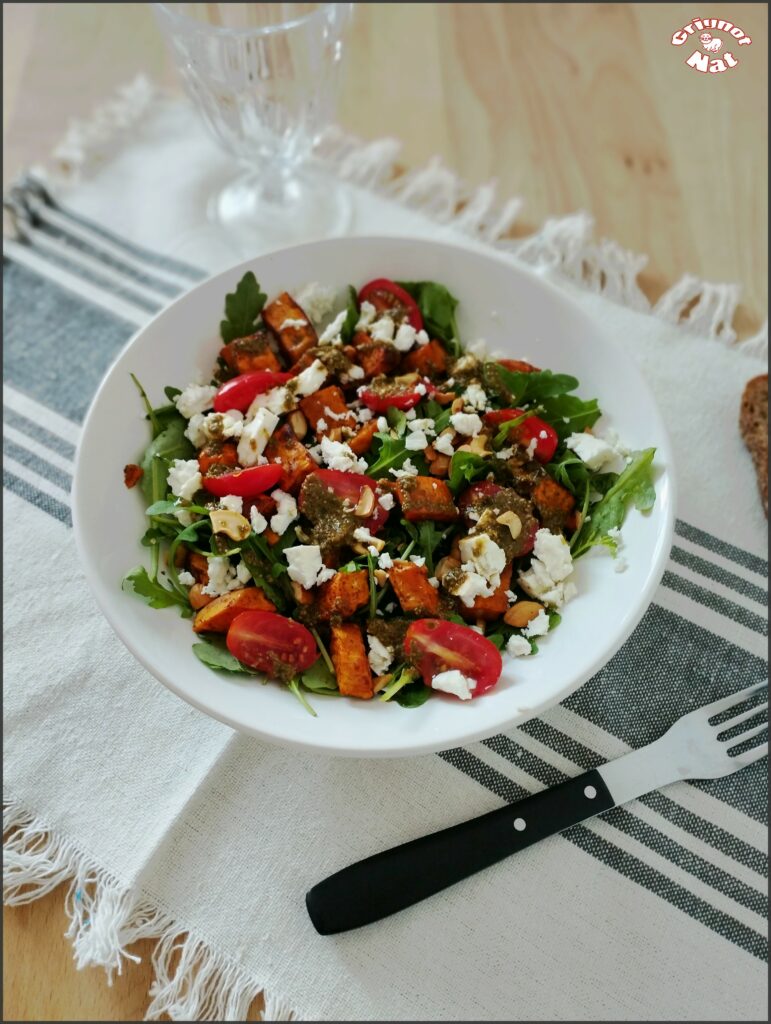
[484,409,558,463]
[457,481,503,524]
[405,619,503,698]
[227,611,318,675]
[360,380,434,413]
[203,464,283,498]
[300,469,390,533]
[497,358,540,374]
[520,519,538,556]
[358,278,424,330]
[213,371,294,413]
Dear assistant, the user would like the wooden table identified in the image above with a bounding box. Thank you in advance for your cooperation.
[3,3,767,1020]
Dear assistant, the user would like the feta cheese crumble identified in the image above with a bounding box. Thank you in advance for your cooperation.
[177,570,196,587]
[519,529,577,608]
[389,458,419,478]
[450,411,483,437]
[523,609,550,638]
[367,635,393,675]
[378,492,395,510]
[565,432,625,473]
[318,309,347,345]
[459,533,506,586]
[462,383,488,411]
[167,459,201,502]
[434,432,456,456]
[202,556,241,597]
[284,545,335,589]
[431,669,477,701]
[269,490,298,536]
[393,322,417,352]
[295,359,328,396]
[320,436,368,473]
[250,506,268,534]
[506,635,532,657]
[369,316,395,342]
[175,383,217,419]
[237,409,279,466]
[355,300,377,330]
[219,495,244,514]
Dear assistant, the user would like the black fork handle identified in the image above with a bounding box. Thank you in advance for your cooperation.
[306,768,613,935]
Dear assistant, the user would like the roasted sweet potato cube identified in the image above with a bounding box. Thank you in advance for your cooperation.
[459,565,513,622]
[395,476,458,523]
[187,551,210,584]
[220,331,281,374]
[198,440,238,475]
[262,292,318,363]
[355,340,400,380]
[348,419,379,456]
[532,476,575,531]
[330,623,373,700]
[192,587,275,633]
[401,339,447,378]
[264,423,315,494]
[316,570,370,621]
[388,561,439,616]
[299,385,356,436]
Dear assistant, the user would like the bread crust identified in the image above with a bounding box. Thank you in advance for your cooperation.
[740,374,768,516]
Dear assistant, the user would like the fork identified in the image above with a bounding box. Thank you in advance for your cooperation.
[306,683,768,934]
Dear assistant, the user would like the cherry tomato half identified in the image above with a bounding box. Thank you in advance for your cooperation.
[405,619,503,698]
[358,278,423,330]
[483,409,558,463]
[520,519,538,556]
[213,371,294,414]
[203,463,283,498]
[497,358,540,374]
[360,379,435,413]
[227,611,319,675]
[300,468,390,534]
[457,481,503,525]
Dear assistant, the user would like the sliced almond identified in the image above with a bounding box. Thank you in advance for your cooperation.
[496,510,522,540]
[374,569,388,586]
[209,509,252,541]
[373,673,393,693]
[327,427,343,442]
[291,581,314,605]
[288,409,308,439]
[456,434,488,455]
[504,600,544,629]
[395,372,419,386]
[424,444,438,463]
[353,485,376,517]
[451,397,465,414]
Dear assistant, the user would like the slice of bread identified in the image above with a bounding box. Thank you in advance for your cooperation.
[740,374,768,516]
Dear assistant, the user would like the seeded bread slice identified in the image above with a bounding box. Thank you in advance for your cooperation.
[740,374,768,516]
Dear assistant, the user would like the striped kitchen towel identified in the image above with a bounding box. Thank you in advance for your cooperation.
[3,111,768,1023]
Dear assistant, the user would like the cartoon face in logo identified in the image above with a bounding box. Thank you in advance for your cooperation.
[700,32,723,53]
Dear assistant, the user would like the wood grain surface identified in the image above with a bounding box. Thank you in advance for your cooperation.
[3,3,767,1020]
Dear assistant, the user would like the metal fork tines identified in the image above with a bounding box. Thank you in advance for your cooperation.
[671,681,768,777]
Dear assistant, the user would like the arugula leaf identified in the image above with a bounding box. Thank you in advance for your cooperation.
[397,281,462,357]
[140,416,194,503]
[287,677,318,717]
[394,682,432,708]
[367,431,410,478]
[130,374,163,436]
[486,364,580,406]
[447,451,489,494]
[571,448,657,558]
[122,566,191,614]
[386,405,408,436]
[339,285,360,345]
[193,638,257,674]
[539,394,602,439]
[164,386,182,402]
[301,659,340,695]
[410,520,453,575]
[220,271,267,344]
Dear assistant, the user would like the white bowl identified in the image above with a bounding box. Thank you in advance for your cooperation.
[73,237,675,757]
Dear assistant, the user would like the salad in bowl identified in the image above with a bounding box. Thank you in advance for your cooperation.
[122,271,657,716]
